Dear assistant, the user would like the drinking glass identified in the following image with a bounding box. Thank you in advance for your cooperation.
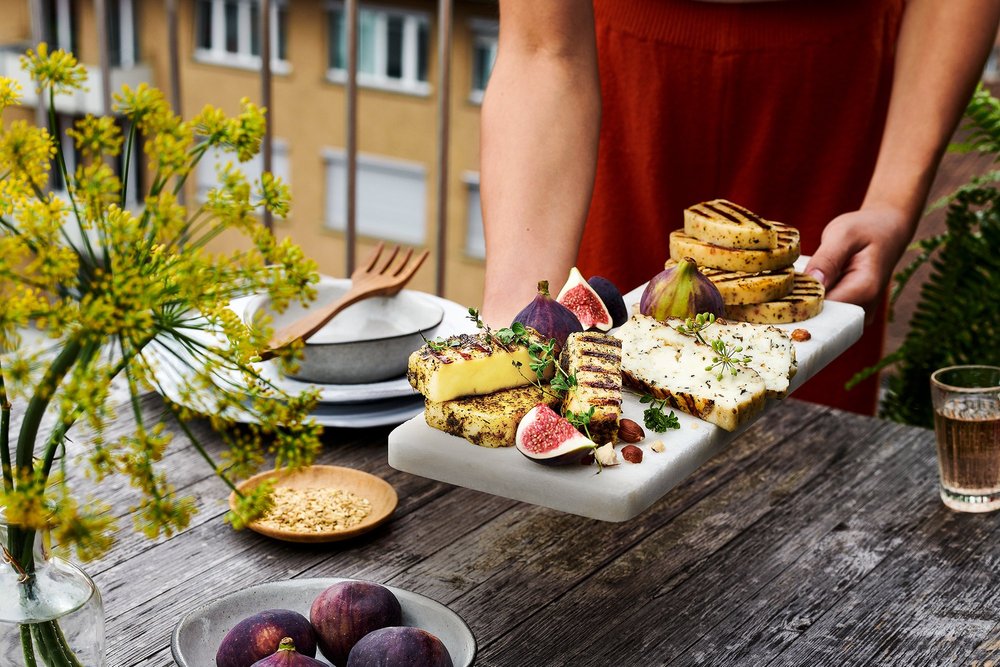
[930,365,1000,513]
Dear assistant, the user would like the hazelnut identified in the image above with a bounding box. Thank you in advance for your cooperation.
[618,418,645,443]
[791,328,811,342]
[650,440,666,453]
[621,444,643,464]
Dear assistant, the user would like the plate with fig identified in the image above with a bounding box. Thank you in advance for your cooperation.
[172,577,475,666]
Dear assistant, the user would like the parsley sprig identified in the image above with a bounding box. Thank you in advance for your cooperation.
[640,394,681,433]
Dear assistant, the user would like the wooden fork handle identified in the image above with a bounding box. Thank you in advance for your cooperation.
[258,290,376,361]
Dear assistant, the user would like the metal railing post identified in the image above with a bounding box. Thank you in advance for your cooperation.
[434,0,453,296]
[345,0,359,275]
[95,0,112,115]
[261,0,274,233]
[30,0,46,128]
[166,0,181,114]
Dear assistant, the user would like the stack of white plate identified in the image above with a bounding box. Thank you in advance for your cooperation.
[145,279,472,429]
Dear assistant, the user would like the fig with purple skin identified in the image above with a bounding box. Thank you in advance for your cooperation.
[639,257,725,322]
[216,609,317,667]
[587,275,628,328]
[347,627,454,667]
[515,403,596,465]
[556,267,613,331]
[511,280,583,350]
[310,580,402,666]
[251,638,327,666]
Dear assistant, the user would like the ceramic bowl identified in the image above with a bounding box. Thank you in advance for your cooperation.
[230,465,398,543]
[244,276,444,384]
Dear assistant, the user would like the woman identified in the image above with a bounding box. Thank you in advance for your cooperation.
[479,0,1000,414]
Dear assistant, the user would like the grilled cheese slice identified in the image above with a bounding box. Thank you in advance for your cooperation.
[424,385,561,448]
[684,199,779,249]
[669,225,800,273]
[407,329,551,403]
[560,331,623,445]
[665,260,795,306]
[724,273,825,324]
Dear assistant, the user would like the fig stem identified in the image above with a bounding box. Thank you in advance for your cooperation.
[537,280,550,296]
[278,637,296,652]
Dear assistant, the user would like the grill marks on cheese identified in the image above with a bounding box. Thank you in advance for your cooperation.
[669,225,800,273]
[724,273,825,324]
[560,332,623,444]
[616,314,797,431]
[665,260,795,306]
[407,330,549,403]
[424,385,561,448]
[684,199,779,249]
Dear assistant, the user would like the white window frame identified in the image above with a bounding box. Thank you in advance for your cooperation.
[468,18,497,105]
[322,148,428,245]
[50,0,75,52]
[325,1,431,97]
[194,0,291,74]
[109,0,137,67]
[462,171,485,260]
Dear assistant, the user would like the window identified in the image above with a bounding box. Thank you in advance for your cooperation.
[327,3,430,95]
[107,0,138,68]
[195,140,291,204]
[985,45,1000,84]
[469,20,497,104]
[195,0,289,71]
[324,151,427,245]
[43,0,78,54]
[464,174,485,260]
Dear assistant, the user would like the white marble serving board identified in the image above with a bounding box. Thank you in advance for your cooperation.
[387,267,864,522]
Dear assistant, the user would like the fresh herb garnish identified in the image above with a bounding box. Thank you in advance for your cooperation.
[675,312,716,345]
[705,339,753,381]
[565,406,595,440]
[640,394,681,433]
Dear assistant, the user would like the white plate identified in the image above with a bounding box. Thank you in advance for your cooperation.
[171,577,476,667]
[388,260,866,521]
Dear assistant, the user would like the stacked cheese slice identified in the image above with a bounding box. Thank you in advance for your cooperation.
[668,199,824,323]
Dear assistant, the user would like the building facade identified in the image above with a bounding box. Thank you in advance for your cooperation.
[0,0,498,306]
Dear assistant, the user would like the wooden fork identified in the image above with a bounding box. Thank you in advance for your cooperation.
[259,243,430,360]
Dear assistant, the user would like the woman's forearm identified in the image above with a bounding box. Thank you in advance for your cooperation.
[480,1,600,326]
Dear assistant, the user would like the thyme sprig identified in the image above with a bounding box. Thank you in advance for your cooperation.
[640,394,681,433]
[705,339,753,381]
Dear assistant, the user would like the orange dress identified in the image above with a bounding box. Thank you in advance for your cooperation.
[578,0,905,415]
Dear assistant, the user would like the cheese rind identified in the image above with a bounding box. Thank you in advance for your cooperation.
[665,260,794,306]
[669,225,800,273]
[424,385,561,448]
[684,199,779,249]
[407,330,550,402]
[724,273,825,324]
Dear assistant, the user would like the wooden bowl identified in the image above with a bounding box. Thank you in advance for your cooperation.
[229,465,398,543]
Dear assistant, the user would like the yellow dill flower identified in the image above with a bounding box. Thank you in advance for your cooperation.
[0,77,22,112]
[73,162,122,223]
[145,114,193,179]
[223,97,267,162]
[20,43,87,94]
[0,120,55,190]
[192,104,228,142]
[257,172,291,218]
[1,470,51,531]
[67,114,124,159]
[145,192,187,245]
[113,82,170,133]
[49,496,116,563]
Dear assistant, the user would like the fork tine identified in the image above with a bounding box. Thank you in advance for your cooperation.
[390,247,415,277]
[377,245,401,274]
[363,241,386,272]
[400,249,430,281]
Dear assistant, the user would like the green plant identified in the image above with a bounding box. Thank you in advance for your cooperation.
[849,84,1000,427]
[0,44,321,664]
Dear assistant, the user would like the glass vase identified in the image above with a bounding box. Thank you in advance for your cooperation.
[0,515,106,667]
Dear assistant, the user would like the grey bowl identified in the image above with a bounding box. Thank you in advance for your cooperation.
[245,276,444,385]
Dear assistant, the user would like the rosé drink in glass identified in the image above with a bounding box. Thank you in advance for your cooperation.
[930,365,1000,513]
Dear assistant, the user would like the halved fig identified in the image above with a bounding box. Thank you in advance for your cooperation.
[515,404,596,465]
[556,267,613,331]
[587,276,628,328]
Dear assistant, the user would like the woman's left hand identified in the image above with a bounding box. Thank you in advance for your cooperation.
[804,205,915,325]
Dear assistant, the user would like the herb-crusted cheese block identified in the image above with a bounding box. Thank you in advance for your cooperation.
[684,199,779,249]
[725,273,825,324]
[559,331,623,445]
[407,329,550,403]
[665,260,795,306]
[424,385,561,448]
[669,224,800,273]
[617,315,767,432]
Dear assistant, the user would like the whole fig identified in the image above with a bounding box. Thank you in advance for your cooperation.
[511,280,583,350]
[310,580,402,666]
[216,609,317,667]
[251,637,327,666]
[639,257,725,322]
[347,627,454,667]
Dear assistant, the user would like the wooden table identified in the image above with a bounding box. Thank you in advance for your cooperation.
[80,395,1000,666]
